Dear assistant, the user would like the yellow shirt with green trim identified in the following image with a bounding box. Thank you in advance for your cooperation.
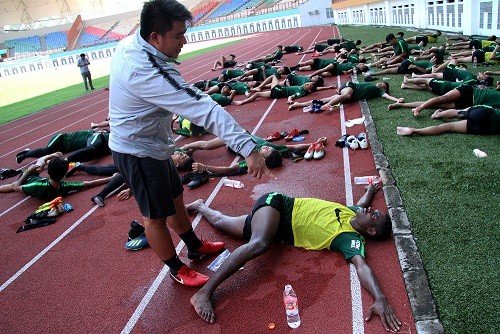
[290,198,365,258]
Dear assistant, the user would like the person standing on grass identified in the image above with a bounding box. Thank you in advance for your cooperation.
[107,0,270,287]
[77,53,94,91]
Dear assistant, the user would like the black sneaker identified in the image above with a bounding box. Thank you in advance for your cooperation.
[16,149,30,164]
[187,171,209,189]
[0,168,22,180]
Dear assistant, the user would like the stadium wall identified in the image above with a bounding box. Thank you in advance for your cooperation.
[331,0,500,37]
[185,9,301,42]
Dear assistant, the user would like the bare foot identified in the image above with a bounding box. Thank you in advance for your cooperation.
[431,109,443,119]
[396,127,413,136]
[403,75,410,83]
[412,107,421,116]
[185,199,205,213]
[288,102,299,110]
[388,103,401,110]
[250,87,261,92]
[190,292,216,323]
[90,122,97,128]
[210,68,216,71]
[401,83,407,89]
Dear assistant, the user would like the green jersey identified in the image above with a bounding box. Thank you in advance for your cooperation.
[339,40,357,51]
[47,130,94,152]
[223,69,244,79]
[410,59,433,71]
[286,73,311,86]
[228,82,250,94]
[342,81,384,101]
[472,87,500,108]
[252,135,289,156]
[443,65,477,84]
[429,79,464,95]
[280,85,307,98]
[393,39,409,56]
[21,176,85,200]
[210,93,232,107]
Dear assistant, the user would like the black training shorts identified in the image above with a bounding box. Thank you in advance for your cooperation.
[454,85,474,109]
[459,106,498,135]
[112,151,183,219]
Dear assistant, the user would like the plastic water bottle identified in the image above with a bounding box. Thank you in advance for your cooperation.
[354,176,381,185]
[222,178,244,188]
[473,149,487,158]
[283,284,301,328]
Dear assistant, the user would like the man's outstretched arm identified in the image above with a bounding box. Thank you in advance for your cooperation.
[350,255,401,332]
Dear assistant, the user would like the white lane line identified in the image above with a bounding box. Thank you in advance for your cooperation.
[336,74,364,334]
[0,184,125,292]
[0,197,30,218]
[0,205,98,292]
[121,98,279,334]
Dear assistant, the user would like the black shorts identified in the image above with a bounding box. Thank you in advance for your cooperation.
[270,86,285,99]
[469,39,481,49]
[314,44,328,52]
[327,38,342,46]
[415,36,429,47]
[112,151,183,219]
[459,106,497,135]
[243,193,294,244]
[472,49,486,63]
[397,59,412,74]
[454,85,474,109]
[223,60,236,68]
[284,46,300,53]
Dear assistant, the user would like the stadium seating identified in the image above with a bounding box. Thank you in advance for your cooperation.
[192,0,220,24]
[45,31,68,50]
[205,0,253,21]
[4,36,41,54]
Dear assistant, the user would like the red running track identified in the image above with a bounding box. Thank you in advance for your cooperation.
[0,26,415,334]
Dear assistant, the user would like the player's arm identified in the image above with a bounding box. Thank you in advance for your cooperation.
[350,255,401,332]
[382,93,404,103]
[192,162,239,174]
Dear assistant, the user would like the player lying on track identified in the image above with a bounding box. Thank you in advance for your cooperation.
[187,184,401,332]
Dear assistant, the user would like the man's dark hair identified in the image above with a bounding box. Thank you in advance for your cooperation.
[371,214,392,241]
[396,31,404,37]
[277,45,283,49]
[264,150,283,168]
[433,53,444,64]
[333,45,341,52]
[480,76,494,87]
[355,39,362,45]
[382,82,390,94]
[80,53,85,58]
[282,66,291,75]
[229,54,236,58]
[47,157,69,182]
[315,76,324,87]
[385,33,395,43]
[140,0,192,40]
[488,35,497,41]
[177,157,194,171]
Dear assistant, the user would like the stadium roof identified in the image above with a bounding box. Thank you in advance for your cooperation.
[0,0,201,29]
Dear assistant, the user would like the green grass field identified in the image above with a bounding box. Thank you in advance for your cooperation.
[2,27,499,333]
[339,25,500,334]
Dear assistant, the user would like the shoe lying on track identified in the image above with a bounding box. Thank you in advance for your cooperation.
[187,240,225,261]
[16,148,30,164]
[0,168,22,180]
[170,265,209,287]
[66,162,82,177]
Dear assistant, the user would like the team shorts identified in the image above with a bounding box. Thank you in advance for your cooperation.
[112,151,183,219]
[454,85,474,109]
[314,44,328,52]
[243,193,294,244]
[459,106,497,135]
[469,40,481,49]
[270,86,285,99]
[415,36,429,47]
[397,59,412,74]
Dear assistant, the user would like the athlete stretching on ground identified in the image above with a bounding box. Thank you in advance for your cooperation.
[187,183,401,332]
